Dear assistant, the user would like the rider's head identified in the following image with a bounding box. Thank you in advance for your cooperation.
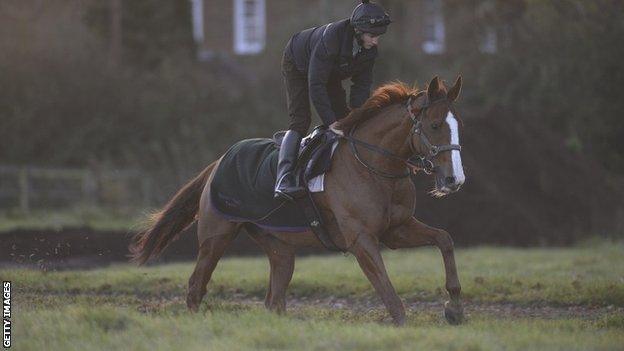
[350,0,391,49]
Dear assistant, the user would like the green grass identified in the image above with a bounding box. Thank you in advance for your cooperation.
[2,240,624,350]
[5,240,624,306]
[13,304,624,351]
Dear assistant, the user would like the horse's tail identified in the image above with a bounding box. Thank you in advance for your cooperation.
[129,162,216,265]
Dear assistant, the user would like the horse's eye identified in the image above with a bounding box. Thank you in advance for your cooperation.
[431,122,440,130]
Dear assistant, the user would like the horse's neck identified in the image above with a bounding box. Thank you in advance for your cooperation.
[329,105,415,224]
[353,105,412,175]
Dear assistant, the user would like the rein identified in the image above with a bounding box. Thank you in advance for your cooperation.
[342,97,461,179]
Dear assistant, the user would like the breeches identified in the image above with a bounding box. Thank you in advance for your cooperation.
[282,51,310,135]
[282,51,349,135]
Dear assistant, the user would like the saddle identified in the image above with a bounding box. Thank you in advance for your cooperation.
[272,125,338,183]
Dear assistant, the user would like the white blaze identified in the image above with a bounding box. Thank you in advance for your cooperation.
[445,112,465,184]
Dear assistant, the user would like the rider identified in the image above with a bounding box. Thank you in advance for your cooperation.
[274,0,392,201]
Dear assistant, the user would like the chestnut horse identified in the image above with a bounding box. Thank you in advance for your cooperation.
[130,76,466,325]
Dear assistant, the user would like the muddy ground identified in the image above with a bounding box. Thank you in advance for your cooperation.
[0,224,326,269]
[128,293,624,321]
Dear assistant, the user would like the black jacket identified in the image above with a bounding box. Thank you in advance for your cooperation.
[286,18,377,126]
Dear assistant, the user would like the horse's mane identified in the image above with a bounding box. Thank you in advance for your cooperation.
[338,81,422,133]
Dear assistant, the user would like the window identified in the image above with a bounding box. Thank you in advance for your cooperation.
[190,0,204,44]
[479,26,498,53]
[190,0,215,61]
[233,0,265,55]
[422,0,445,54]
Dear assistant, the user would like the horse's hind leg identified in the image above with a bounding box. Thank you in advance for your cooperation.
[186,204,241,312]
[246,226,295,314]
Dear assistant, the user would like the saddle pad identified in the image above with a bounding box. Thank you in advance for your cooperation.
[210,138,336,231]
[308,141,339,192]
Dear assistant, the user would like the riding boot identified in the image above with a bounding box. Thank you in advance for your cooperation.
[274,130,306,201]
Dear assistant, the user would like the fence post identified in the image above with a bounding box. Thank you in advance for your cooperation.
[18,167,30,213]
[82,170,98,207]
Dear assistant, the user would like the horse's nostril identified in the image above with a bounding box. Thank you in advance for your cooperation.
[445,176,456,185]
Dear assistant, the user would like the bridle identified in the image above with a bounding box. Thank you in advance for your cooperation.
[343,96,462,179]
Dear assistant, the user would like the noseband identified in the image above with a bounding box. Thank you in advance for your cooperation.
[343,96,462,179]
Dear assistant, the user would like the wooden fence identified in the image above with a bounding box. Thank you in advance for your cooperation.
[0,165,153,212]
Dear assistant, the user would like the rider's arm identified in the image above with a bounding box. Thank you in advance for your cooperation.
[308,40,337,126]
[350,55,375,109]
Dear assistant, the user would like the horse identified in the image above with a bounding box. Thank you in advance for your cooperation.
[129,75,466,326]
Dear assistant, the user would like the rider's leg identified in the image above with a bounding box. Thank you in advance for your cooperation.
[274,130,306,200]
[275,50,310,201]
[282,49,311,134]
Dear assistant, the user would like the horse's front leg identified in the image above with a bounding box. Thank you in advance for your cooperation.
[382,217,464,325]
[349,233,406,325]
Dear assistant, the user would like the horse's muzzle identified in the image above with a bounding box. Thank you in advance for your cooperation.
[436,175,463,194]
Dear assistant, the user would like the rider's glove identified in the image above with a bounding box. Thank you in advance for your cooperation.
[329,122,344,137]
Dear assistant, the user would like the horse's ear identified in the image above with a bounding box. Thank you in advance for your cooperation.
[408,93,426,110]
[447,75,462,102]
[427,76,441,100]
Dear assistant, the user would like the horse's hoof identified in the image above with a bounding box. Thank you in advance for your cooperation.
[187,302,199,313]
[443,300,464,325]
[393,317,406,327]
[186,296,201,313]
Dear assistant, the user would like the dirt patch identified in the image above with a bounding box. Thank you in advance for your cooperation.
[279,297,622,320]
[17,287,621,320]
[133,293,622,320]
[0,226,328,270]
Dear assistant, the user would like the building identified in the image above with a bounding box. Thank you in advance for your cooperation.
[189,0,502,62]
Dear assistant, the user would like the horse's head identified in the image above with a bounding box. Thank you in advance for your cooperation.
[407,76,465,197]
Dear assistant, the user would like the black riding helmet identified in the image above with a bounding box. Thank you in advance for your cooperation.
[350,0,392,36]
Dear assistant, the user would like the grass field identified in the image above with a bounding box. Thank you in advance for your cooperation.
[0,208,141,232]
[2,240,624,350]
